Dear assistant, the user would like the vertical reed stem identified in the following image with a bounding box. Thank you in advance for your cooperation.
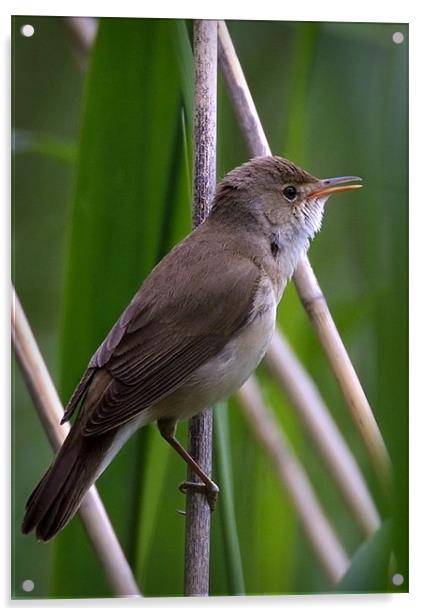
[184,19,217,597]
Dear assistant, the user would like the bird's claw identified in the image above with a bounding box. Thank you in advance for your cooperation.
[178,480,220,512]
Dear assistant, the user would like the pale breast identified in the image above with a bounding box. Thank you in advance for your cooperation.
[154,279,277,422]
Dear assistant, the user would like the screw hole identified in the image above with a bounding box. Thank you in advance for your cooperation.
[392,32,404,45]
[20,24,34,38]
[22,579,34,592]
[392,573,404,586]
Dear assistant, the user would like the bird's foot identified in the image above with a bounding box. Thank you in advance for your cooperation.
[178,480,220,512]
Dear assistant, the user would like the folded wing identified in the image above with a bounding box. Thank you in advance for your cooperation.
[78,237,261,436]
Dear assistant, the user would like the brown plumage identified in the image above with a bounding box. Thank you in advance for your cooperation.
[22,156,361,540]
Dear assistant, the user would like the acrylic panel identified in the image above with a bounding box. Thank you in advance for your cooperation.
[12,16,408,598]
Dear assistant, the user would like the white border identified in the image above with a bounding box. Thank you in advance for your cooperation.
[3,1,425,614]
[1,0,416,22]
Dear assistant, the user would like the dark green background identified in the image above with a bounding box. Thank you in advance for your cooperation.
[12,17,408,598]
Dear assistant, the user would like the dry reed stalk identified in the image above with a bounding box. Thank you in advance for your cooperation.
[64,17,97,69]
[12,287,141,597]
[218,20,392,495]
[237,377,349,584]
[183,19,218,597]
[266,334,380,535]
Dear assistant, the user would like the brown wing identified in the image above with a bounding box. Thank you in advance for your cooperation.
[77,228,262,436]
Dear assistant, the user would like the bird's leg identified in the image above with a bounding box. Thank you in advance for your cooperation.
[157,417,219,511]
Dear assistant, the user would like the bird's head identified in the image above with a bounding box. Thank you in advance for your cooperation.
[211,155,362,244]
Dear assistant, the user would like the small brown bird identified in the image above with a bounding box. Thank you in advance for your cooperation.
[22,156,361,541]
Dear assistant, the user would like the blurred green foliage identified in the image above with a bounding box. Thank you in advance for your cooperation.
[12,16,408,598]
[336,520,392,593]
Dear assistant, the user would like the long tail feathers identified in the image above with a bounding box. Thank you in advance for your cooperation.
[21,433,109,542]
[22,369,116,542]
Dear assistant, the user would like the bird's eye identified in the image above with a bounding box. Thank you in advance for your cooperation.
[283,185,297,201]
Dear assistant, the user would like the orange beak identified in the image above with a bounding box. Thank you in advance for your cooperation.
[307,176,363,199]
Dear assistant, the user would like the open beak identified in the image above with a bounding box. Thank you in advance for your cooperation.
[307,176,363,199]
